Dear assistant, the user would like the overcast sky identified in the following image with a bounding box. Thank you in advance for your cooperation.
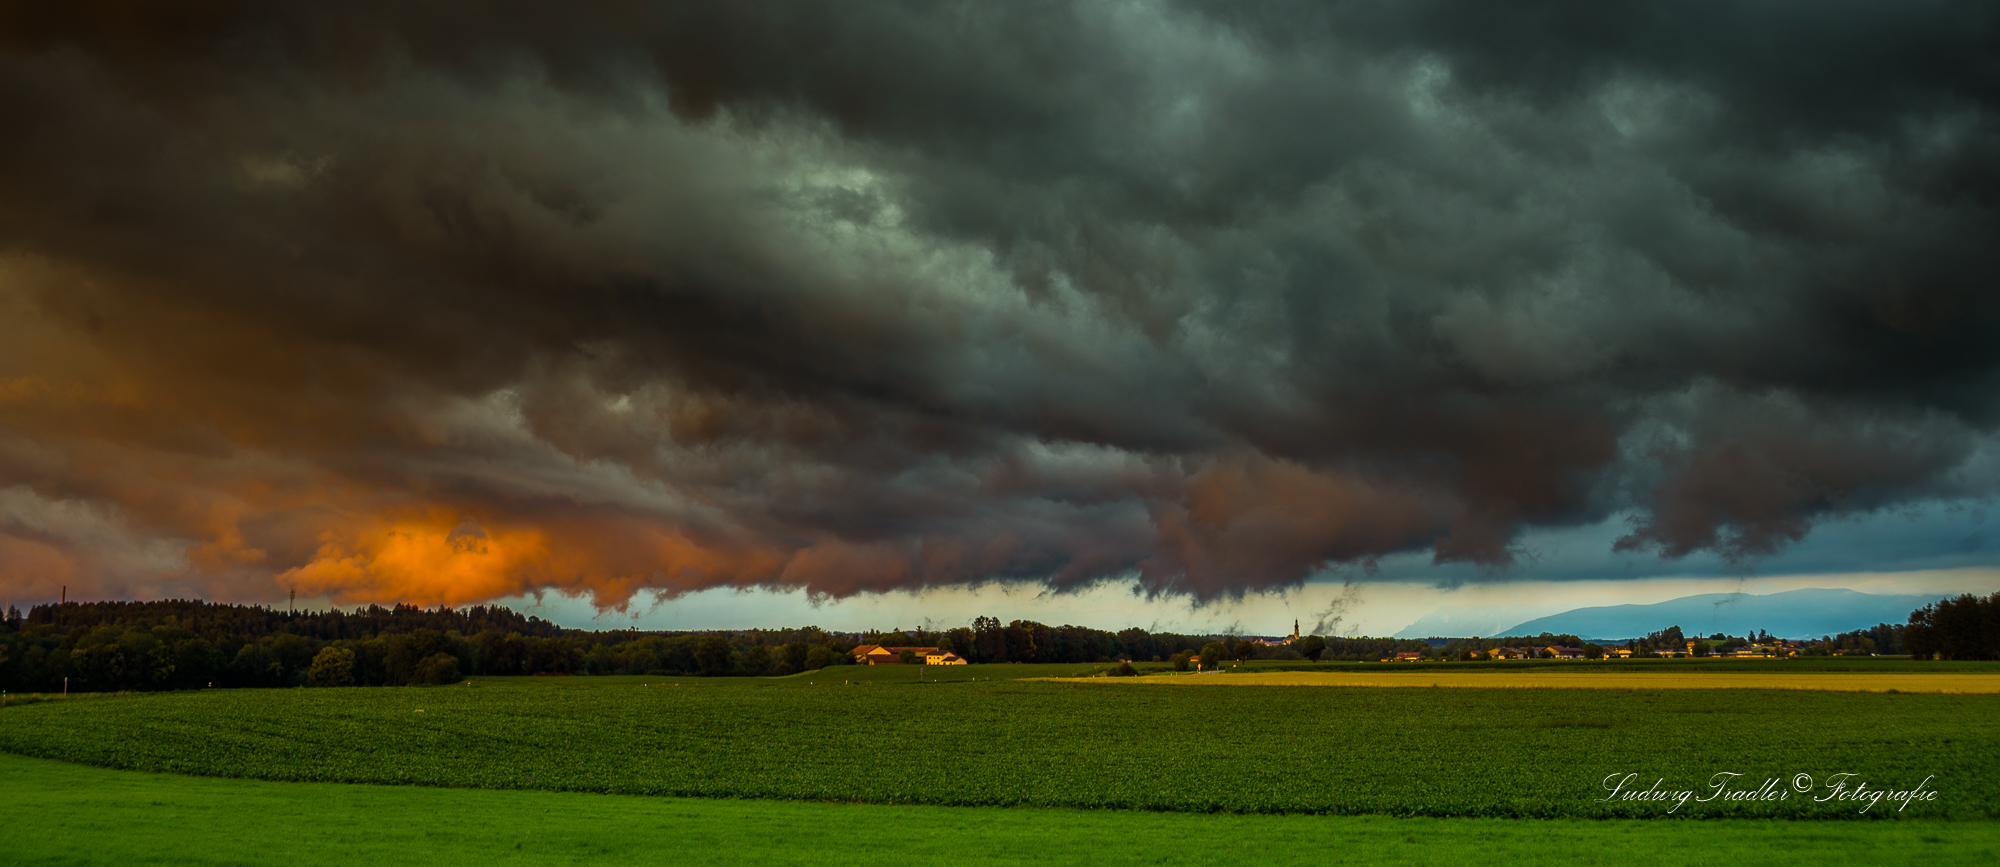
[3,2,1997,628]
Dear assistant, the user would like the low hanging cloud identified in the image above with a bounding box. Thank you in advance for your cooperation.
[1,1,1996,608]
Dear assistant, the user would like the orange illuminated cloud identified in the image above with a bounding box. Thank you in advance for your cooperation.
[280,513,558,607]
[274,507,815,610]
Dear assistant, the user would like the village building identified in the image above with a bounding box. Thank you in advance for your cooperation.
[1253,620,1306,648]
[849,644,943,665]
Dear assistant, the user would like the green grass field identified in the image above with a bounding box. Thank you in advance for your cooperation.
[4,751,1994,866]
[2,665,1993,819]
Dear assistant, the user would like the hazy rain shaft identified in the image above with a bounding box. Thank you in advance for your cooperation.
[2,1,1998,608]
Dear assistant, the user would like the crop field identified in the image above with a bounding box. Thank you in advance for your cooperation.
[1227,658,2000,674]
[2,666,1994,820]
[1084,669,2000,693]
[5,752,1993,867]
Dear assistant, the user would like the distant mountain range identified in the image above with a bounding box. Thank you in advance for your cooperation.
[1496,589,1941,641]
[1397,588,1945,641]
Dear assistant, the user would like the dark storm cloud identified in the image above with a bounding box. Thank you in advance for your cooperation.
[0,1,1995,605]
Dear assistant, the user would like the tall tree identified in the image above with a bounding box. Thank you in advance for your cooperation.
[308,647,356,687]
[1199,641,1230,671]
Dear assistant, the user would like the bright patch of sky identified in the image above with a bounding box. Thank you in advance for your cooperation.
[476,499,1997,638]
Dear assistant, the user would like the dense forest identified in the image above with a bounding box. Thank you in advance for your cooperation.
[1906,592,2000,660]
[0,601,1278,692]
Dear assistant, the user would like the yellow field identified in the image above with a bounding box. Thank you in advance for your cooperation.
[1043,670,2000,694]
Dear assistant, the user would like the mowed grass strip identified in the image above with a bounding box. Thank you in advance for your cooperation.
[1076,670,2000,693]
[3,752,1993,867]
[3,673,1993,819]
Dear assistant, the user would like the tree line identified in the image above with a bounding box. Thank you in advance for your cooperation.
[0,601,873,692]
[0,601,1253,692]
[7,591,1988,692]
[1811,622,1906,656]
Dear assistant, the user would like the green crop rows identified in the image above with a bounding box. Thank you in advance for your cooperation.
[1,668,1993,819]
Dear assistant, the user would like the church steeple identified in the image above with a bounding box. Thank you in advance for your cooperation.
[1292,619,1300,640]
